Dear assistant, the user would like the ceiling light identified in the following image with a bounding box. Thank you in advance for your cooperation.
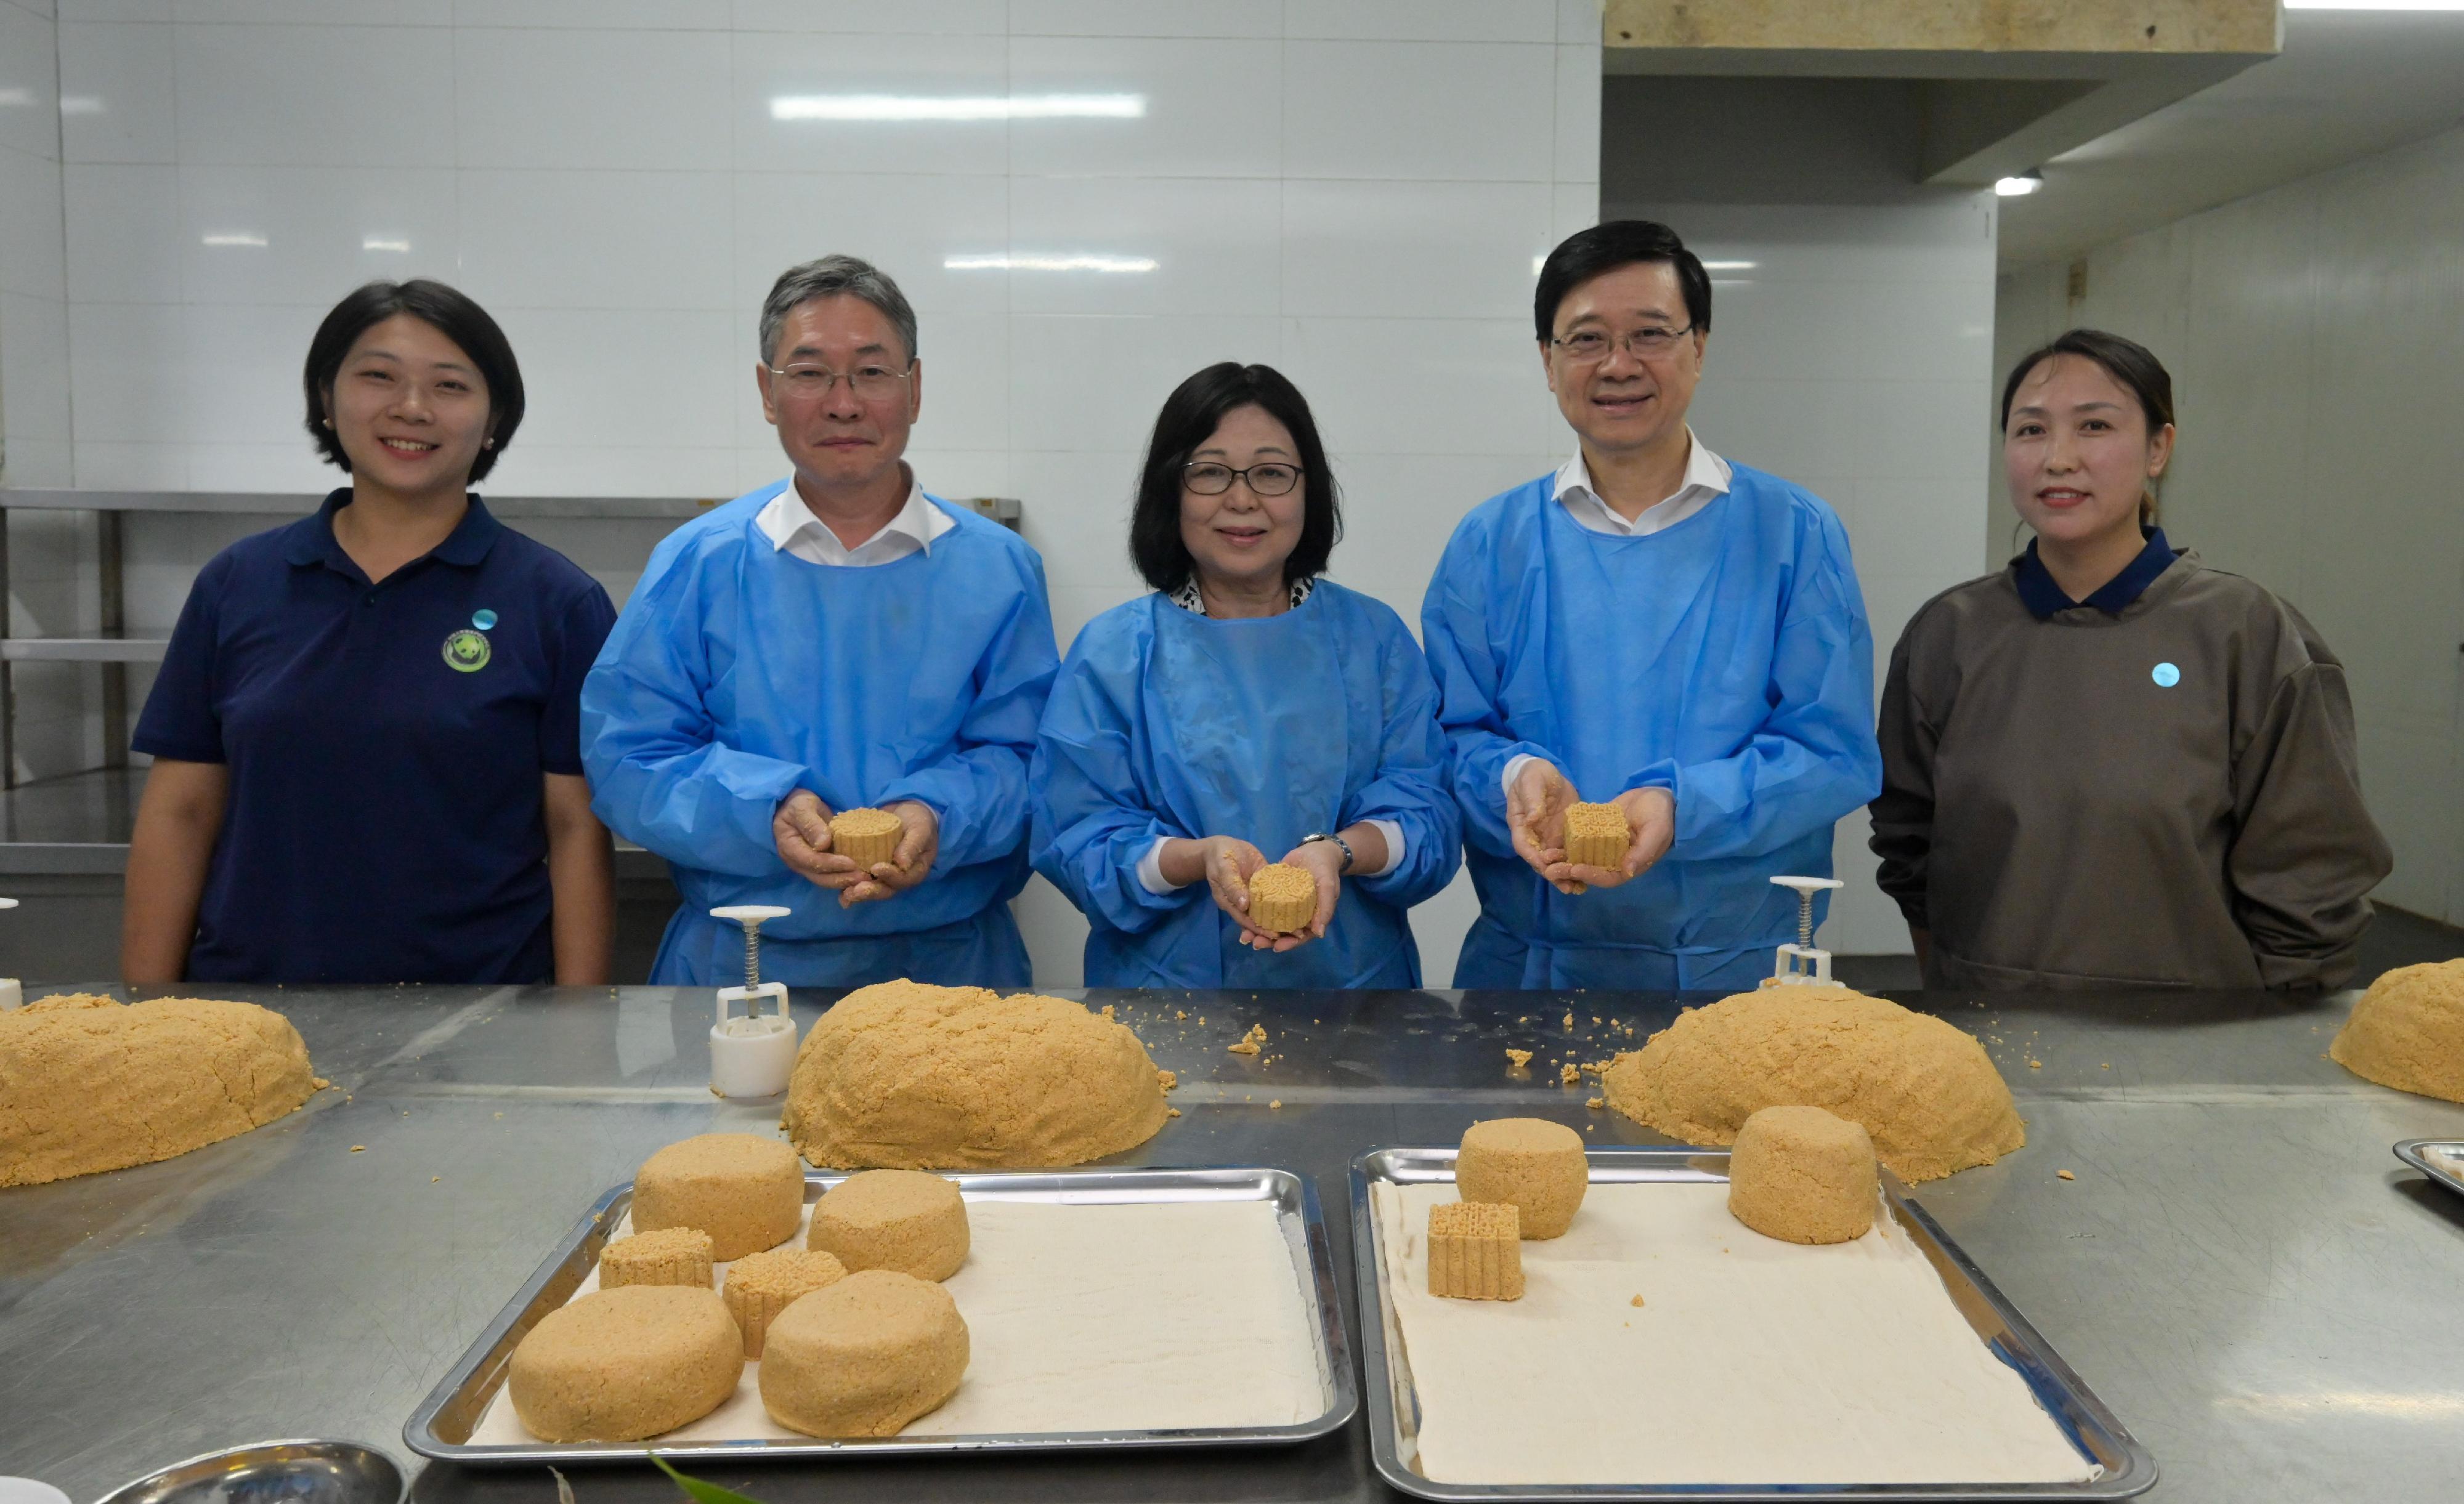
[1700,260,1757,270]
[362,237,411,253]
[0,89,33,107]
[1994,172,2045,197]
[2285,1,2464,10]
[59,96,103,115]
[201,232,267,248]
[772,93,1145,122]
[945,253,1157,273]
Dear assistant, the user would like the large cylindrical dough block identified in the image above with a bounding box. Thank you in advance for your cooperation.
[808,1168,970,1280]
[508,1286,742,1442]
[1455,1117,1588,1239]
[1727,1104,1878,1245]
[633,1133,804,1261]
[758,1269,970,1437]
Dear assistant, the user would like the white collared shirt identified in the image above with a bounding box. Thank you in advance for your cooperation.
[1501,431,1732,801]
[1551,427,1732,537]
[755,469,953,567]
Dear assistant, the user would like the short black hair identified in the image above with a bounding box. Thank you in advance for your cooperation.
[1128,363,1342,595]
[1533,220,1711,344]
[1999,327,2174,435]
[302,279,524,482]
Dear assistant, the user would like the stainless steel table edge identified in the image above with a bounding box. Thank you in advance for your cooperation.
[2391,1139,2464,1197]
[1345,1146,2160,1503]
[403,1163,1358,1465]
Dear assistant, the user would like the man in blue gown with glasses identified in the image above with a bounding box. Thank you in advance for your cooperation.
[1420,220,1882,992]
[583,255,1059,986]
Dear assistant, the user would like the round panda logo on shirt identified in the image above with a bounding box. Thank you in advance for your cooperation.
[442,628,492,673]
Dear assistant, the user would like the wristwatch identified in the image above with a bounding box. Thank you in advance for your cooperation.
[1299,830,1355,874]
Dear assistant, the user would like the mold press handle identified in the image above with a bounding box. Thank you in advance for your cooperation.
[1766,876,1843,987]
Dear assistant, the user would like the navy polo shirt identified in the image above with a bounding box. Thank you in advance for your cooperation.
[133,490,617,984]
[2015,526,2178,618]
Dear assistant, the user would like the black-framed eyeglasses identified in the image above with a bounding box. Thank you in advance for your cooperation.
[1550,325,1697,364]
[1183,461,1302,497]
[766,360,915,401]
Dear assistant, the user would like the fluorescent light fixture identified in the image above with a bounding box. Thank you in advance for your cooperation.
[201,232,268,248]
[1700,259,1757,270]
[362,237,411,253]
[1995,172,2045,196]
[2286,1,2464,9]
[945,253,1157,273]
[0,88,34,108]
[772,93,1145,122]
[1710,278,1755,287]
[59,96,103,115]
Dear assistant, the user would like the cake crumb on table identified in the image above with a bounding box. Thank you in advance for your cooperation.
[1560,1063,1580,1086]
[2057,1169,2076,1181]
[1630,1293,1644,1307]
[1506,1048,1533,1069]
[1587,1097,1605,1110]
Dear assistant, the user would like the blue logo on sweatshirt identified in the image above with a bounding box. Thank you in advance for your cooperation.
[2152,662,2180,687]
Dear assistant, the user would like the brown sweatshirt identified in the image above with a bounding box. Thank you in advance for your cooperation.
[1870,551,2391,990]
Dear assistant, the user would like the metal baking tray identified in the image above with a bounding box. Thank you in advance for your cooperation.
[1349,1146,2158,1502]
[2393,1139,2464,1198]
[405,1165,1354,1463]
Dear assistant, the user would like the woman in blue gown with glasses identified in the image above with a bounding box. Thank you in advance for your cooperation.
[1031,363,1459,989]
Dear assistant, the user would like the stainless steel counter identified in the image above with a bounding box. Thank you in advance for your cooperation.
[4,985,2460,1502]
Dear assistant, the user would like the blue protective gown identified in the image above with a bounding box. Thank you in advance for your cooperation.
[582,483,1058,987]
[1031,582,1461,988]
[1421,465,1881,991]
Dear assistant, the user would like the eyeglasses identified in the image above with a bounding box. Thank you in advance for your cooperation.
[1183,461,1302,497]
[767,361,914,401]
[1550,325,1698,364]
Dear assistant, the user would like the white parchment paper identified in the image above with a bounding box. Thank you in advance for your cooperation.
[1371,1181,2101,1487]
[472,1194,1324,1444]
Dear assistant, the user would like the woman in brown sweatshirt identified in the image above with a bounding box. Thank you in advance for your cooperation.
[1870,330,2391,990]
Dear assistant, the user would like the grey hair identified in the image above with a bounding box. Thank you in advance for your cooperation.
[758,254,919,366]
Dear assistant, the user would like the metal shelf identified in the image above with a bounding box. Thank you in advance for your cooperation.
[0,639,168,663]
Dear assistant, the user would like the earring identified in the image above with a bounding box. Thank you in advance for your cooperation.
[322,419,333,429]
[482,438,495,449]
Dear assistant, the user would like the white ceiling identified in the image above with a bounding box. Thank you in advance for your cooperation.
[1998,9,2464,266]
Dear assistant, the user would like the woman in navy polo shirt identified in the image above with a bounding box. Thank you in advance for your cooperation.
[121,280,619,984]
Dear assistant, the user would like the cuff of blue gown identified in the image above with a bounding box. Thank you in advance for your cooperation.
[1137,836,1180,896]
[1501,754,1536,804]
[1360,819,1404,878]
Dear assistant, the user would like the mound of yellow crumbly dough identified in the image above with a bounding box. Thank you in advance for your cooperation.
[782,979,1169,1170]
[1,993,318,1188]
[2331,959,2464,1104]
[1599,986,2024,1183]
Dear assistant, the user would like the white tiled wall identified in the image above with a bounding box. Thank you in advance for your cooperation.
[1,0,111,780]
[1597,193,2000,957]
[1998,123,2464,926]
[21,0,1602,983]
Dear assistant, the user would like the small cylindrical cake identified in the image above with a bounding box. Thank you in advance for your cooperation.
[1456,1117,1589,1239]
[808,1168,970,1281]
[724,1247,847,1357]
[1246,863,1316,935]
[599,1226,715,1290]
[507,1286,742,1442]
[1427,1200,1523,1300]
[1563,801,1629,870]
[758,1269,970,1437]
[633,1133,804,1261]
[829,807,904,870]
[1727,1104,1879,1245]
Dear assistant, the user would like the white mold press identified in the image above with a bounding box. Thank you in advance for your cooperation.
[709,905,796,1098]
